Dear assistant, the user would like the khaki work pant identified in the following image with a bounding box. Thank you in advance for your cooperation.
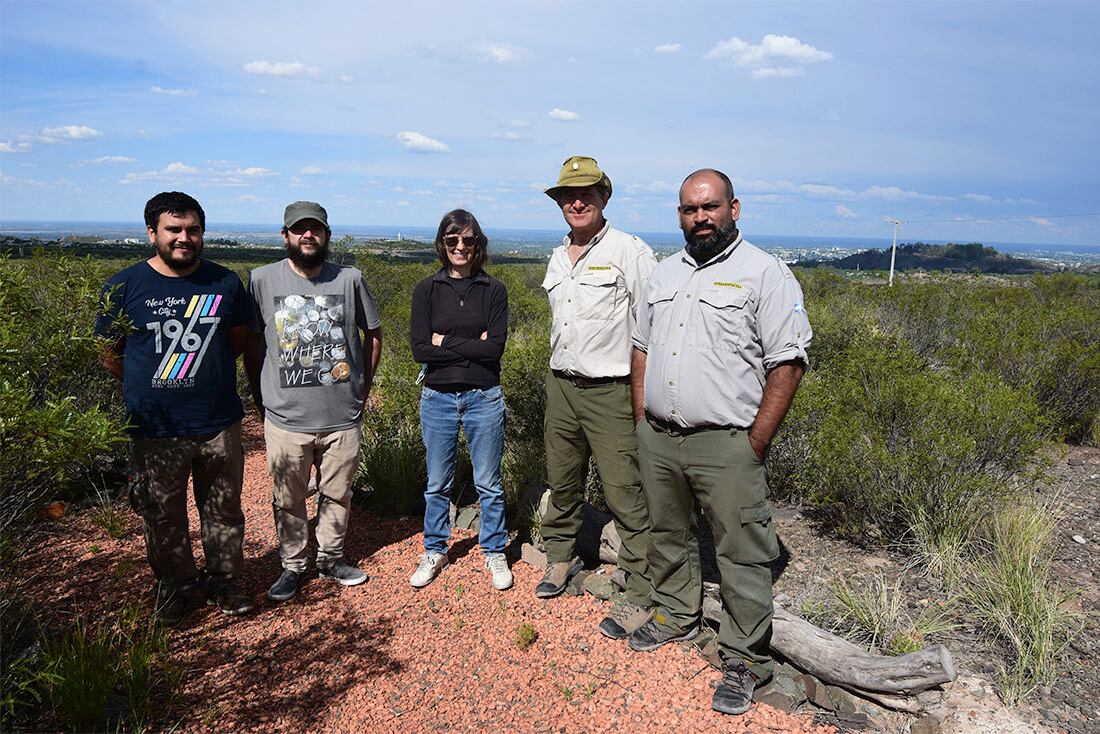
[264,419,362,572]
[639,419,778,680]
[128,421,245,596]
[541,372,654,609]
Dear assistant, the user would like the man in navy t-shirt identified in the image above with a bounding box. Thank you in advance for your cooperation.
[96,191,254,624]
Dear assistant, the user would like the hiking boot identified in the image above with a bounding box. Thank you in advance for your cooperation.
[205,585,254,616]
[534,557,584,599]
[712,660,760,716]
[409,552,449,588]
[627,618,700,652]
[154,589,195,627]
[267,569,302,602]
[318,560,369,587]
[485,553,513,591]
[598,600,653,640]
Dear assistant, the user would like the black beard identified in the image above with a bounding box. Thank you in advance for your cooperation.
[684,221,738,264]
[155,244,199,272]
[287,240,329,269]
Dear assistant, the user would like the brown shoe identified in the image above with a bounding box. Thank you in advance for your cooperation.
[599,600,654,640]
[535,557,584,598]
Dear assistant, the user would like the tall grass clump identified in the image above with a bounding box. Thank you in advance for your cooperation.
[963,498,1081,704]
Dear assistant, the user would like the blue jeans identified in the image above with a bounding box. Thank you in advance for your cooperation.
[419,385,507,554]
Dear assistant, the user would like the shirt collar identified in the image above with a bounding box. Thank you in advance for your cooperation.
[679,231,743,270]
[563,219,611,250]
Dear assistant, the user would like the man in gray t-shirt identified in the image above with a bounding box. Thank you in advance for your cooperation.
[245,201,383,602]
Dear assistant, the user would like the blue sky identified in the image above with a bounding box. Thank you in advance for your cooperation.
[2,0,1098,245]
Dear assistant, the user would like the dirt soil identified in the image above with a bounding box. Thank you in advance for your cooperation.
[22,416,833,734]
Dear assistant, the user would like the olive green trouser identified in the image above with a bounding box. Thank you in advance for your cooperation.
[541,372,654,609]
[128,421,245,597]
[639,419,778,679]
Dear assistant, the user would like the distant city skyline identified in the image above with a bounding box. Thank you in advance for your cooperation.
[2,1,1098,246]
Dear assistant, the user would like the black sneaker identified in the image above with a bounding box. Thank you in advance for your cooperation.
[627,618,700,652]
[205,585,254,616]
[267,569,302,602]
[154,588,196,627]
[534,557,584,599]
[712,661,760,715]
[318,560,368,587]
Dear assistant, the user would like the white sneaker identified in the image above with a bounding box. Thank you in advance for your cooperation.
[409,552,448,588]
[485,553,513,591]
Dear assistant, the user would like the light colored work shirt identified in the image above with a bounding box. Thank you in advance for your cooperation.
[542,222,657,378]
[632,233,811,428]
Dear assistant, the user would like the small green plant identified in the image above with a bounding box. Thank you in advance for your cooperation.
[583,682,599,700]
[515,623,539,650]
[452,616,464,631]
[90,544,101,554]
[453,583,465,601]
[557,684,574,702]
[114,558,135,578]
[92,485,127,540]
[200,703,225,728]
[41,620,119,732]
[830,574,905,650]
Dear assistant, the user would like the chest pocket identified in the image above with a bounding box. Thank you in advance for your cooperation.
[693,288,751,352]
[574,268,623,321]
[645,288,678,344]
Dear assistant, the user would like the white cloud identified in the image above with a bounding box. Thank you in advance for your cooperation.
[480,42,527,65]
[0,141,33,153]
[509,120,529,129]
[243,60,322,79]
[133,129,151,139]
[164,162,199,175]
[801,183,857,197]
[237,194,261,203]
[706,34,833,78]
[835,204,858,218]
[300,166,325,175]
[654,43,682,54]
[1028,217,1054,228]
[961,192,996,203]
[84,155,137,165]
[862,185,951,202]
[494,131,523,141]
[232,166,276,177]
[549,108,580,122]
[336,75,355,84]
[648,180,675,192]
[151,85,197,96]
[752,66,804,79]
[395,131,450,153]
[39,125,103,142]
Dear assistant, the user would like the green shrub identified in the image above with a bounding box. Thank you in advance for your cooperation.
[775,333,1046,554]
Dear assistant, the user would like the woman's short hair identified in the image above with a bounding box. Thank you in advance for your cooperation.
[433,209,490,272]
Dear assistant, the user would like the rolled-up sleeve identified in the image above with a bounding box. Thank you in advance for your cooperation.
[757,263,812,372]
[631,278,654,353]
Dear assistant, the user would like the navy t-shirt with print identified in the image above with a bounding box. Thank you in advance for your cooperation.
[95,260,248,438]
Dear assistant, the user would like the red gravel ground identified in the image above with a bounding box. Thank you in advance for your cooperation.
[26,417,835,734]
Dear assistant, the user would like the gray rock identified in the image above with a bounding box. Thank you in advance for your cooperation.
[910,714,942,734]
[826,685,860,714]
[757,670,805,707]
[1040,708,1057,721]
[520,542,547,570]
[455,505,480,530]
[756,691,799,713]
[798,673,831,709]
[702,595,722,625]
[581,573,615,600]
[698,636,722,669]
[610,568,628,591]
[1068,457,1085,466]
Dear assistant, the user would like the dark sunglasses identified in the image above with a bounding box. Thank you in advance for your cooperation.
[443,234,479,250]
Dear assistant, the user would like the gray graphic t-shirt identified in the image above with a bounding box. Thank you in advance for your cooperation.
[248,259,381,432]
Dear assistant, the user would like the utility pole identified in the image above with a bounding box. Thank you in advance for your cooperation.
[887,218,903,287]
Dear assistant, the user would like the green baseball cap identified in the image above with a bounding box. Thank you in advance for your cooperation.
[544,155,612,200]
[283,201,330,230]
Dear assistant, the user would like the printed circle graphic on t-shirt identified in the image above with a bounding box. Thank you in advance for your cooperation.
[274,294,348,388]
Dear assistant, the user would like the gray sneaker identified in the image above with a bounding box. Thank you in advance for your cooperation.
[409,552,449,588]
[598,600,653,640]
[535,557,584,599]
[627,618,700,652]
[318,560,368,587]
[712,660,760,715]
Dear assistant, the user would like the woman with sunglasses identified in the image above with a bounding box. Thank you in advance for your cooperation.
[408,209,512,590]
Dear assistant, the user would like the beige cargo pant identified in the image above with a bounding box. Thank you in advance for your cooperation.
[264,418,362,572]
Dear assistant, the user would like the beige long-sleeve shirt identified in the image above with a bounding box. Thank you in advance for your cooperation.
[542,222,657,379]
[632,234,812,428]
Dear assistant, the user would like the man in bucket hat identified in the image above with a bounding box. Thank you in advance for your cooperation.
[537,156,658,641]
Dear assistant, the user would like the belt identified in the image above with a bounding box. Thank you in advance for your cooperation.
[552,370,631,389]
[645,412,739,436]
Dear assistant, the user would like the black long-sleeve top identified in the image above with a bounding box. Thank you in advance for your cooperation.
[409,269,509,389]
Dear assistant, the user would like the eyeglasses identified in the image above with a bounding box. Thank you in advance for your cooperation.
[443,234,478,250]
